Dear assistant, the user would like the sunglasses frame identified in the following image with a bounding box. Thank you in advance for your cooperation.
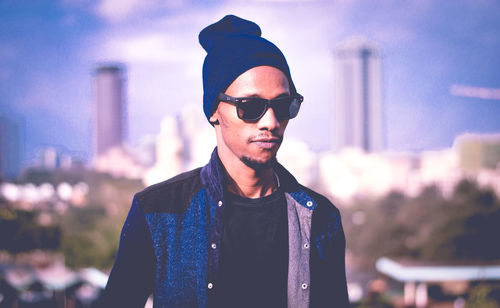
[217,92,304,122]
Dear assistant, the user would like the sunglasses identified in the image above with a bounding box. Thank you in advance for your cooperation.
[218,92,304,122]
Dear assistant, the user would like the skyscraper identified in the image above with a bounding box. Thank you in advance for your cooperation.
[333,37,383,152]
[93,64,126,160]
[0,115,24,179]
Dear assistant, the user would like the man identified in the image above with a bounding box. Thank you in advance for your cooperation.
[103,15,349,307]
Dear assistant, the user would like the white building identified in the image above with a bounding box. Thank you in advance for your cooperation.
[143,106,216,186]
[178,105,216,171]
[318,133,500,202]
[418,148,461,198]
[94,146,144,179]
[278,138,318,187]
[143,116,184,186]
[318,148,409,201]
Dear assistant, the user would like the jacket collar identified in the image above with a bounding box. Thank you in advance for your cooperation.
[200,147,302,205]
[200,148,226,207]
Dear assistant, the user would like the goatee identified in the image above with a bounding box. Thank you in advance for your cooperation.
[240,156,278,172]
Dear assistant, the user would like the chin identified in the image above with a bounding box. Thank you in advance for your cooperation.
[240,155,277,171]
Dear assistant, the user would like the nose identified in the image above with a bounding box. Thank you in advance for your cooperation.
[257,106,280,131]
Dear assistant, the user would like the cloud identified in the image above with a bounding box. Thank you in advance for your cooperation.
[94,0,146,22]
[95,31,203,66]
[235,0,322,2]
[450,85,500,101]
[88,8,212,65]
[105,33,178,63]
[94,0,186,22]
[94,0,156,22]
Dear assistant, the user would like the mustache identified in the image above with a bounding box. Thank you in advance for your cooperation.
[248,133,283,143]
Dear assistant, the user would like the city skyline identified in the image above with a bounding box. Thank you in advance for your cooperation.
[1,1,500,167]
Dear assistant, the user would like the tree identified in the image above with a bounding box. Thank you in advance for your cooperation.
[344,179,500,264]
[466,285,500,308]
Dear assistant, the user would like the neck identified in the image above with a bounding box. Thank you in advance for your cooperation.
[217,148,277,199]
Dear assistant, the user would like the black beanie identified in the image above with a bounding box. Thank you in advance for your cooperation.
[199,15,297,122]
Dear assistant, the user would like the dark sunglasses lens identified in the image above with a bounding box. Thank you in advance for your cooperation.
[288,98,301,119]
[273,97,301,120]
[238,99,267,120]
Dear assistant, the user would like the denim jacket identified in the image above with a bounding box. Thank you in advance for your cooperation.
[103,149,349,307]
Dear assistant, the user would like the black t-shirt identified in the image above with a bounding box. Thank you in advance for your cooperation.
[212,188,289,308]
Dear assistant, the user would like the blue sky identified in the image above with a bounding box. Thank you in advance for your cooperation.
[1,0,500,165]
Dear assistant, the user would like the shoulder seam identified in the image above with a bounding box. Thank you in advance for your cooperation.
[136,168,202,199]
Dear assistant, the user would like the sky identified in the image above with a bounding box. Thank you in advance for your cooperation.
[1,0,500,166]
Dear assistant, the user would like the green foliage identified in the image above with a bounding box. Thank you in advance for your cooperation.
[344,179,500,264]
[58,174,142,269]
[466,285,500,308]
[2,169,144,270]
[353,292,394,308]
[0,209,61,253]
[61,219,119,269]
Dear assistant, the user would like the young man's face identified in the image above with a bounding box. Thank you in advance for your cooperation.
[210,65,290,170]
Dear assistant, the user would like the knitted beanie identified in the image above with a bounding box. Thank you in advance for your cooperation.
[199,15,297,122]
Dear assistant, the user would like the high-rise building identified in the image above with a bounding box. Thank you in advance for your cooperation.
[92,64,126,160]
[333,37,383,152]
[0,115,24,179]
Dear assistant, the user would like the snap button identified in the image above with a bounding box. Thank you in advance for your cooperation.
[301,283,308,290]
[303,243,309,249]
[218,200,223,207]
[211,243,217,249]
[208,283,213,289]
[306,201,313,207]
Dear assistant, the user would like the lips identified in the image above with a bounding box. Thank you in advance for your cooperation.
[250,137,282,149]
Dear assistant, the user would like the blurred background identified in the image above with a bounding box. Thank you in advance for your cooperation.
[1,0,500,307]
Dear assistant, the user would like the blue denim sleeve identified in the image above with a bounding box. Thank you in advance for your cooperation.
[101,197,155,307]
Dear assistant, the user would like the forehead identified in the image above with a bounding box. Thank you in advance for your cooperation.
[226,66,290,97]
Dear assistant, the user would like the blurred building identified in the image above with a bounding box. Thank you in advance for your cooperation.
[278,138,318,187]
[143,116,184,186]
[0,115,24,179]
[333,37,383,153]
[92,64,126,161]
[178,105,215,171]
[317,133,500,202]
[94,146,145,179]
[34,147,76,170]
[454,133,500,173]
[143,106,215,186]
[418,148,461,198]
[318,148,419,201]
[376,257,500,308]
[37,147,58,169]
[133,135,157,167]
[0,253,108,307]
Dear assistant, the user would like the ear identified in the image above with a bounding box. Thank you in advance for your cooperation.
[209,112,219,125]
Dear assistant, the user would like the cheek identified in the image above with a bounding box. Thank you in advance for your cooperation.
[219,113,245,145]
[219,112,236,133]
